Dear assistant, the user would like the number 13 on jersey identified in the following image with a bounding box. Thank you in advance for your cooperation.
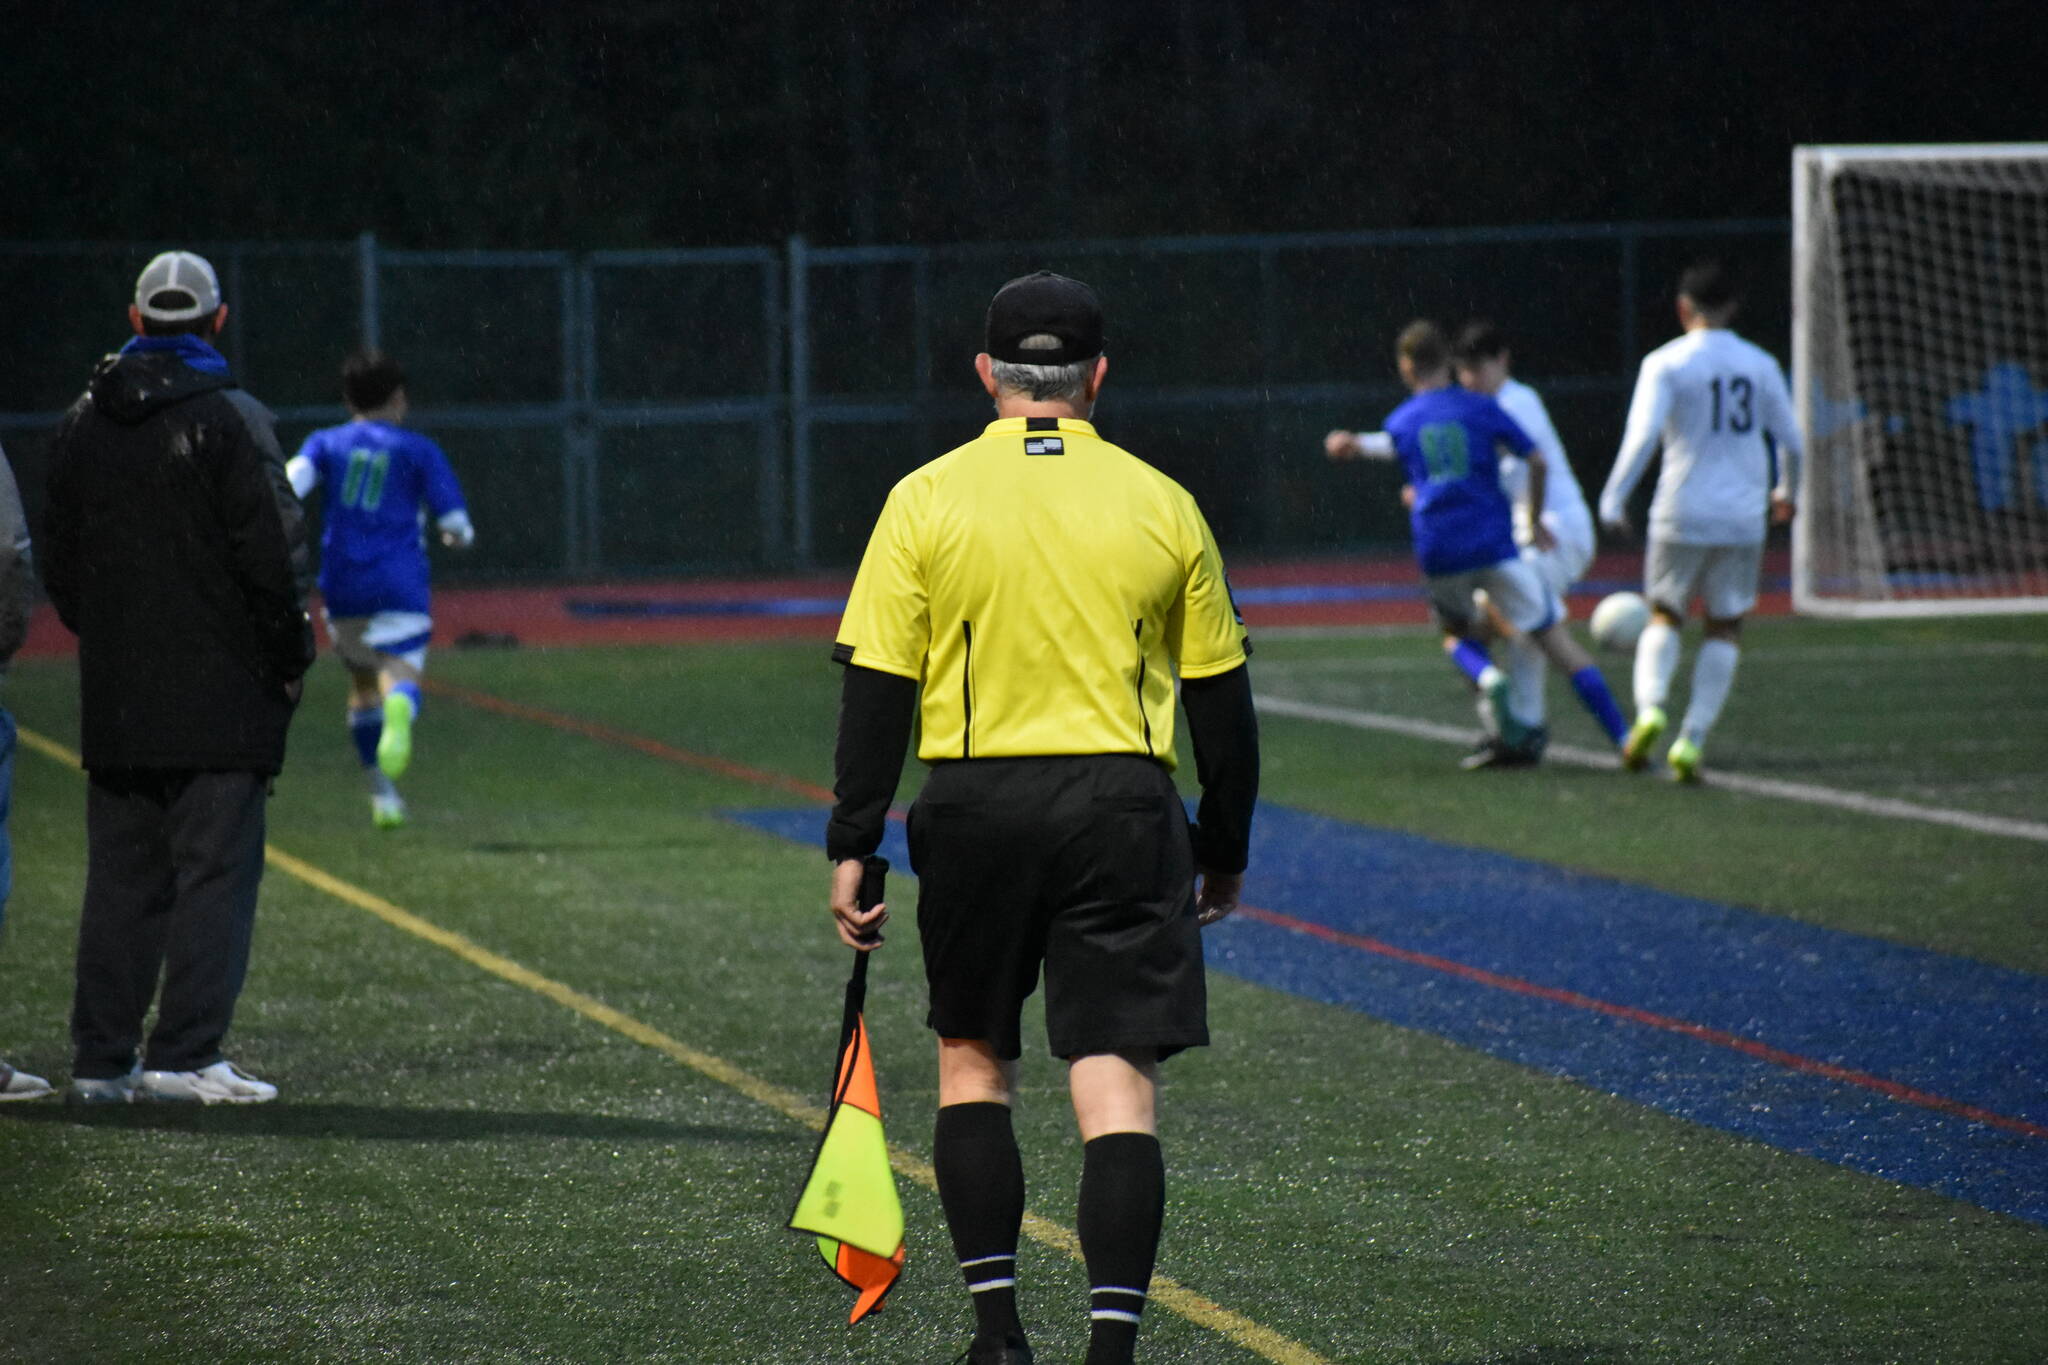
[1709,376,1754,433]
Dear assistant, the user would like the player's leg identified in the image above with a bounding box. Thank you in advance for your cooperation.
[330,617,407,827]
[346,666,384,766]
[1669,546,1761,782]
[915,759,1046,1362]
[1443,629,1512,747]
[1530,530,1628,747]
[1429,573,1522,754]
[1498,537,1581,739]
[1069,1050,1163,1365]
[1472,582,1540,754]
[936,1038,1031,1361]
[1466,588,1515,645]
[1467,559,1573,764]
[1625,540,1696,770]
[1529,621,1629,749]
[1501,630,1548,739]
[375,651,426,781]
[346,612,434,782]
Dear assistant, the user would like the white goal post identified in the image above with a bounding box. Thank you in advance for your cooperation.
[1792,143,2048,616]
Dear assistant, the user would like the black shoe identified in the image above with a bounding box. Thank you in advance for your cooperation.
[1458,734,1500,769]
[1459,738,1515,770]
[1459,729,1546,770]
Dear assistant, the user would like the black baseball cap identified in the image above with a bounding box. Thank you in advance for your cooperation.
[985,271,1104,364]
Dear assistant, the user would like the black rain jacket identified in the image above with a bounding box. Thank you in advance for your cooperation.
[42,341,314,775]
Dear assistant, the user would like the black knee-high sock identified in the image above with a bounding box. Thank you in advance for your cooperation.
[934,1101,1027,1346]
[1078,1131,1164,1365]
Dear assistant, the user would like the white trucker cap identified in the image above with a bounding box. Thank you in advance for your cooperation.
[133,251,222,321]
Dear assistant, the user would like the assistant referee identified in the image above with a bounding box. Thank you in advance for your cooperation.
[827,272,1259,1365]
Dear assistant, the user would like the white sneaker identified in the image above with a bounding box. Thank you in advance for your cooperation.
[0,1060,55,1101]
[68,1062,141,1105]
[136,1060,279,1105]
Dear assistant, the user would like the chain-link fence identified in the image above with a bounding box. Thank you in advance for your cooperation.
[0,221,1786,581]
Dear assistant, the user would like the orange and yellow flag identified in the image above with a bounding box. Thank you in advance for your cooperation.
[789,859,903,1323]
[790,1007,904,1321]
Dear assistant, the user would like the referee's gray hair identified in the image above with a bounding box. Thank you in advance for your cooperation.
[989,333,1093,402]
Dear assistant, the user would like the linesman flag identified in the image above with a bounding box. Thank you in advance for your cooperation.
[789,856,904,1323]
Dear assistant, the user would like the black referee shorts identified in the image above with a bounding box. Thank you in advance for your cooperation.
[906,754,1206,1063]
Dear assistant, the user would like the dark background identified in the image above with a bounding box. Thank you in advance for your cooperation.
[6,1,2039,250]
[3,2,2041,575]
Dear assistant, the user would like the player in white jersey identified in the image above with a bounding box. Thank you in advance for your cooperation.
[1598,260,1800,782]
[1453,321,1598,760]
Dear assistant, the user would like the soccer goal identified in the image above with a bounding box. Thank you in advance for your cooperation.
[1792,143,2048,616]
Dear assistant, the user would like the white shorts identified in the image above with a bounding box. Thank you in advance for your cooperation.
[1644,541,1763,621]
[1518,531,1595,604]
[325,611,432,674]
[1430,557,1561,637]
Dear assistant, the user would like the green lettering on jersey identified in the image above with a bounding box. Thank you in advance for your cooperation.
[1418,422,1471,481]
[340,448,391,512]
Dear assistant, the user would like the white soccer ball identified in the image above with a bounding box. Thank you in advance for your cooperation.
[1589,591,1650,654]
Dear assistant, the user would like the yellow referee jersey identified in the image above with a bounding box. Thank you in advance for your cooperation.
[834,417,1248,767]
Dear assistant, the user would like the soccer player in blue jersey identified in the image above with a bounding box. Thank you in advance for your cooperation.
[1327,321,1628,767]
[287,351,474,827]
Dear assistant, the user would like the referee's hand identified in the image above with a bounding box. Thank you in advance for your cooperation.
[831,857,888,951]
[1195,868,1242,928]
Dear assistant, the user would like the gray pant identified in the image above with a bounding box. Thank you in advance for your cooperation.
[71,770,269,1078]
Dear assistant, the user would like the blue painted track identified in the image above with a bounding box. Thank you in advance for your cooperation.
[726,803,2048,1225]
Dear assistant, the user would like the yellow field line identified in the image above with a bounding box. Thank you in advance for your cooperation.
[18,724,1330,1365]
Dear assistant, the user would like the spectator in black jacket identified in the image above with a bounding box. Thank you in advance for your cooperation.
[42,251,314,1105]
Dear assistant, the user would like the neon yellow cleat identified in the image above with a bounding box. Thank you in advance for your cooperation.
[371,791,407,829]
[377,692,413,780]
[1621,705,1666,771]
[1667,736,1703,784]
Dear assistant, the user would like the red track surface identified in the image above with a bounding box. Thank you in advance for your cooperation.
[17,550,1791,658]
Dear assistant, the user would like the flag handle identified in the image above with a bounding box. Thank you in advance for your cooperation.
[833,856,888,1101]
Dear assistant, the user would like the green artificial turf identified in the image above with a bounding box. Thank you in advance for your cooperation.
[1,614,2043,1362]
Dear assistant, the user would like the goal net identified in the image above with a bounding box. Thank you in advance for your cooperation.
[1792,144,2048,616]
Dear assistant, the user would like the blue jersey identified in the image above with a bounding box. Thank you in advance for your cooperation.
[1383,386,1536,576]
[292,421,466,617]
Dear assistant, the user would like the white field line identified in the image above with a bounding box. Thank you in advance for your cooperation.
[1253,694,2048,844]
[1256,640,2048,671]
[18,723,1332,1365]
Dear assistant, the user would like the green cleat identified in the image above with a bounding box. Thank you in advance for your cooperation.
[1480,667,1530,750]
[1667,736,1703,784]
[1621,705,1666,771]
[377,691,413,780]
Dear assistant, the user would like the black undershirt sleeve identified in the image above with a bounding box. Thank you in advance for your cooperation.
[826,662,918,863]
[1180,663,1260,874]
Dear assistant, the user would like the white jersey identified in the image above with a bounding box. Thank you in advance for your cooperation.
[1493,378,1594,559]
[1600,327,1801,546]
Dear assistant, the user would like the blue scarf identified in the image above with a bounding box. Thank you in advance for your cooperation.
[119,333,230,375]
